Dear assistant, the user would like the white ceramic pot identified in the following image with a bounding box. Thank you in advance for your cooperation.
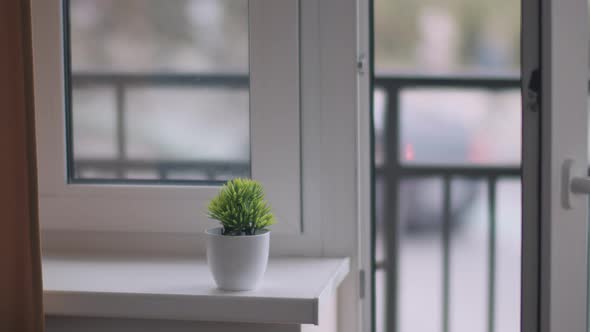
[206,227,270,291]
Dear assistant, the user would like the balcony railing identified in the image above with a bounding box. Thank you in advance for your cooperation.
[70,72,250,183]
[374,74,521,332]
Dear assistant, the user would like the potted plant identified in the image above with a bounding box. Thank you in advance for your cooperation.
[206,178,276,291]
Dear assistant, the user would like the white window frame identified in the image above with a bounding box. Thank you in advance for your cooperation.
[32,0,302,235]
[537,0,589,330]
[33,0,369,330]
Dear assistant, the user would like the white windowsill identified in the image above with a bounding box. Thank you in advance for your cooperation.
[42,254,349,325]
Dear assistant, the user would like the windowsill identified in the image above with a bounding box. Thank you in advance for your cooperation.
[42,253,349,325]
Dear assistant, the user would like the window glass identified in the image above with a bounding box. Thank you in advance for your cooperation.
[67,0,250,183]
[495,178,521,332]
[398,87,521,166]
[449,179,488,332]
[375,0,520,75]
[397,177,444,332]
[373,0,521,331]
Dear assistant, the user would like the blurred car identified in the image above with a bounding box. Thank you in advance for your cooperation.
[373,84,520,234]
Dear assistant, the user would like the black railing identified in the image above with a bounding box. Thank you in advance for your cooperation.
[374,74,521,332]
[72,72,249,88]
[73,159,250,183]
[70,73,249,183]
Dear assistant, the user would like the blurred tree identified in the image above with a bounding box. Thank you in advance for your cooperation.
[375,0,520,74]
[70,0,248,73]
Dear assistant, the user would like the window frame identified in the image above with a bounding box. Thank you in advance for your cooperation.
[34,0,369,330]
[32,0,302,235]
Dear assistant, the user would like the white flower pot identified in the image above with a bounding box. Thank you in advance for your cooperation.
[206,227,270,291]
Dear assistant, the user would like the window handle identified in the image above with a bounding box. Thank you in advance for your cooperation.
[562,159,590,208]
[571,177,590,194]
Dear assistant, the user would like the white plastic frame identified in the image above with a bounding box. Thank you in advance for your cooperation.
[538,0,589,331]
[35,0,367,330]
[32,0,301,234]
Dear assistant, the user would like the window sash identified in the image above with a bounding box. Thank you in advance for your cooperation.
[32,0,301,234]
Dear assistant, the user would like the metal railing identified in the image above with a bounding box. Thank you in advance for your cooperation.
[70,72,250,183]
[374,74,521,332]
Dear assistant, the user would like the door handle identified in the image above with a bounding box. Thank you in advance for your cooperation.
[572,177,590,194]
[563,159,590,208]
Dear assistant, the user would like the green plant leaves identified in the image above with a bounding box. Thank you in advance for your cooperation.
[207,178,276,235]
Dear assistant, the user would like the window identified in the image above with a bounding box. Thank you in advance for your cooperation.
[372,0,522,331]
[66,0,250,184]
[33,0,302,234]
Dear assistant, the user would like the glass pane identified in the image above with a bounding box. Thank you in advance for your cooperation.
[69,0,248,73]
[67,0,250,183]
[375,269,387,332]
[374,0,520,75]
[72,86,117,159]
[374,168,387,332]
[398,177,443,332]
[373,0,522,330]
[125,87,249,182]
[495,178,521,332]
[399,88,521,166]
[375,171,387,264]
[374,87,388,168]
[449,179,488,332]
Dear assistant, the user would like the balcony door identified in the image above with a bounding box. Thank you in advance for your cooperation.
[372,0,590,330]
[529,0,590,331]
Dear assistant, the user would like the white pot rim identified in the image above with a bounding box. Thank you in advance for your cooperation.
[205,227,270,238]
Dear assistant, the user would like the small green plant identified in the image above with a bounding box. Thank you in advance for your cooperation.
[207,178,276,235]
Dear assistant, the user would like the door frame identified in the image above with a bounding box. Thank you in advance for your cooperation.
[521,0,542,331]
[538,0,589,331]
